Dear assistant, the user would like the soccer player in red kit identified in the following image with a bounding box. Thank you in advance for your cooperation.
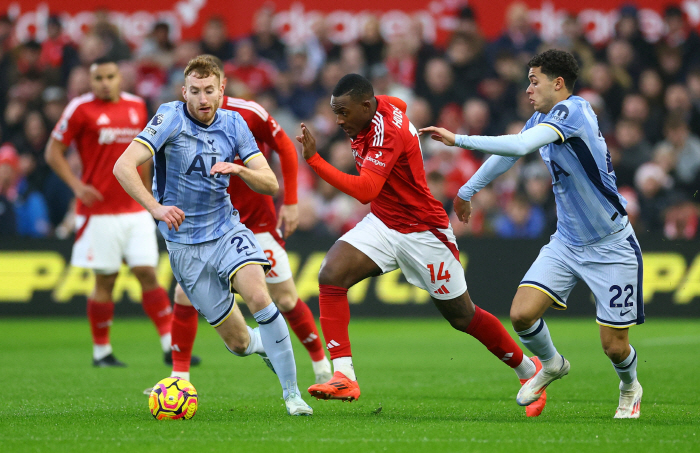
[167,55,332,384]
[298,74,547,416]
[45,57,191,368]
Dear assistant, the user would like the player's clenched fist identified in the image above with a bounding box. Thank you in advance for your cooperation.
[210,162,242,176]
[418,126,456,146]
[296,123,317,160]
[75,183,104,207]
[150,204,185,231]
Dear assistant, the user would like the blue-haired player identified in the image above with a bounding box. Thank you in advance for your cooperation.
[113,56,312,416]
[420,49,644,418]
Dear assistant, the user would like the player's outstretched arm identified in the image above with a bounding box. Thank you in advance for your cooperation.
[424,125,560,157]
[45,137,104,207]
[114,140,185,231]
[211,155,279,196]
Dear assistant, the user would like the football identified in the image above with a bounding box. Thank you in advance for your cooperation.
[148,377,198,420]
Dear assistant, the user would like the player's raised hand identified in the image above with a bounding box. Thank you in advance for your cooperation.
[418,126,456,146]
[150,204,185,231]
[277,204,299,239]
[211,162,243,176]
[453,196,472,224]
[75,183,104,207]
[296,123,317,160]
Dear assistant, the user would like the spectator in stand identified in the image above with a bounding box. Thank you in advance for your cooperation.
[226,39,277,95]
[200,16,234,61]
[409,16,441,98]
[462,98,501,138]
[250,5,287,69]
[338,43,367,77]
[419,58,458,124]
[384,34,417,89]
[494,192,545,239]
[663,196,698,239]
[606,39,638,90]
[521,161,556,234]
[634,162,674,234]
[136,22,175,70]
[687,69,700,111]
[588,62,625,120]
[41,87,67,128]
[622,92,664,145]
[658,114,700,194]
[92,10,131,62]
[39,16,79,86]
[614,5,657,70]
[555,13,596,77]
[490,2,541,65]
[614,118,654,188]
[358,16,385,68]
[0,142,18,235]
[661,5,700,75]
[446,32,489,102]
[426,170,452,213]
[78,33,107,66]
[665,84,700,137]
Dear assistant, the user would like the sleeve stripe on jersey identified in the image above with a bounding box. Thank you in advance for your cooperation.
[243,151,263,165]
[53,93,95,141]
[226,98,269,121]
[538,123,565,143]
[371,112,384,147]
[120,92,145,104]
[134,137,155,155]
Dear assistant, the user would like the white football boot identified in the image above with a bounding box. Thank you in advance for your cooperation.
[312,357,333,384]
[614,380,643,419]
[285,393,313,416]
[517,354,570,406]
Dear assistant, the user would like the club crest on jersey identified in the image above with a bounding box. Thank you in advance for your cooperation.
[151,113,164,126]
[129,108,139,125]
[551,105,569,122]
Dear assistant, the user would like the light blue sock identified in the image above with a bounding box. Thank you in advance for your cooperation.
[612,345,638,389]
[253,303,299,399]
[516,318,559,367]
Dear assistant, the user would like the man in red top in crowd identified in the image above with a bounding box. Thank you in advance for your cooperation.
[45,57,198,369]
[298,73,547,416]
[166,55,332,385]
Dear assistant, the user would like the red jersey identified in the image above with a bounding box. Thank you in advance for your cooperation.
[51,92,148,216]
[351,95,449,233]
[221,96,298,243]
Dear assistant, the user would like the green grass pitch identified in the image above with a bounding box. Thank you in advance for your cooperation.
[1,317,698,453]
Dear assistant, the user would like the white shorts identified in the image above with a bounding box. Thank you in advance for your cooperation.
[339,213,467,300]
[72,211,159,274]
[255,232,293,284]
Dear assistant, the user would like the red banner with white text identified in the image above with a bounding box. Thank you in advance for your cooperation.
[5,0,700,49]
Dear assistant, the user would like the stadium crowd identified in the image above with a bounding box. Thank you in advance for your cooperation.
[0,3,699,240]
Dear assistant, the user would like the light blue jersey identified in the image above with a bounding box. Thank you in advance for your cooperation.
[525,96,627,246]
[134,101,262,244]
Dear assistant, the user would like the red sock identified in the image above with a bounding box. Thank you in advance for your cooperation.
[142,287,173,336]
[466,305,524,368]
[282,299,326,362]
[171,304,199,373]
[87,299,114,345]
[318,284,352,360]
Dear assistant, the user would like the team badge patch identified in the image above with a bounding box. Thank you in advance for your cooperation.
[151,113,164,126]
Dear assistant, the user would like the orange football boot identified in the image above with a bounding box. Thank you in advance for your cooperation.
[308,371,361,402]
[520,356,547,417]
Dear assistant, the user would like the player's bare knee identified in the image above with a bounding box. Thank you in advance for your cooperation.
[602,340,629,363]
[245,291,273,314]
[510,307,535,332]
[318,262,344,287]
[275,294,296,312]
[131,266,159,290]
[225,337,249,355]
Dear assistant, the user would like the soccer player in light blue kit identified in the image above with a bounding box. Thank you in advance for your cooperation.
[420,50,644,418]
[113,56,312,416]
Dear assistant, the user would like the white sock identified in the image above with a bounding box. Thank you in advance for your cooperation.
[160,333,172,353]
[246,327,265,355]
[253,303,299,399]
[332,357,356,381]
[171,370,190,382]
[312,357,331,375]
[516,318,559,364]
[612,345,638,390]
[93,344,112,360]
[514,356,537,380]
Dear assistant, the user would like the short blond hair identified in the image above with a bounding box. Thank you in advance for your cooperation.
[183,55,222,82]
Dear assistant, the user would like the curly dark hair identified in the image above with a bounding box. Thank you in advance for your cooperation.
[528,49,579,92]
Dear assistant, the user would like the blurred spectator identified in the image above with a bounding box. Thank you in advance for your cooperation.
[79,33,107,66]
[310,18,342,65]
[658,114,700,193]
[446,32,488,101]
[426,170,452,213]
[384,35,416,89]
[359,16,385,67]
[634,162,674,234]
[521,161,556,233]
[621,92,664,145]
[92,10,131,62]
[410,17,441,98]
[614,118,654,187]
[490,2,541,65]
[588,62,625,120]
[41,86,67,128]
[664,198,698,239]
[66,66,91,100]
[614,5,657,70]
[226,39,277,95]
[606,39,637,90]
[0,142,18,234]
[661,5,700,75]
[200,16,234,61]
[339,43,366,77]
[419,58,458,123]
[136,22,175,69]
[664,84,700,137]
[250,6,287,69]
[494,192,545,238]
[39,16,79,86]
